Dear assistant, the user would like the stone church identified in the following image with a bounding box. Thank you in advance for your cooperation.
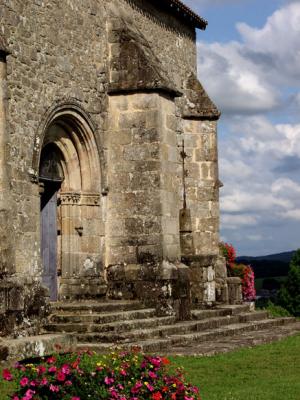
[0,0,234,337]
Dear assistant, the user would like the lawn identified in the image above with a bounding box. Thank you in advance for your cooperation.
[170,334,300,400]
[1,334,300,399]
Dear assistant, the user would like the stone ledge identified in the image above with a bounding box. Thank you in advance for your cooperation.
[182,254,218,267]
[0,334,77,364]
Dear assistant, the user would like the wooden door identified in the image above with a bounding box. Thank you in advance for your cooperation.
[41,182,59,301]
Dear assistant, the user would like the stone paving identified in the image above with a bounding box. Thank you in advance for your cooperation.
[167,321,300,356]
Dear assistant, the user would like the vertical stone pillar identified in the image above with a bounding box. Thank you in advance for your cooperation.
[106,92,182,268]
[0,51,13,275]
[106,92,190,318]
[180,119,220,305]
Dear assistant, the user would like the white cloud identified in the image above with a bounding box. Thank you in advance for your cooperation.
[236,3,300,85]
[281,209,300,221]
[221,190,292,213]
[221,214,258,230]
[197,3,300,114]
[272,178,300,195]
[247,234,264,241]
[197,42,279,113]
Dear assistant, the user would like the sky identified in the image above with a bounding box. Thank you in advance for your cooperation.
[184,0,300,256]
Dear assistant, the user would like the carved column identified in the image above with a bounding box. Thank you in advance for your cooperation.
[0,51,13,275]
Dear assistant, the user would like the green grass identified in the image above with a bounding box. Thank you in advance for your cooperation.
[170,334,300,400]
[1,335,300,399]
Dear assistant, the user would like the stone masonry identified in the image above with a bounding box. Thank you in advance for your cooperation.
[0,0,234,337]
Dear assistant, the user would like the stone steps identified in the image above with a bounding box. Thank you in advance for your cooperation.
[45,301,300,355]
[192,304,253,318]
[50,300,143,314]
[77,317,296,353]
[74,311,267,343]
[44,315,175,334]
[48,308,157,325]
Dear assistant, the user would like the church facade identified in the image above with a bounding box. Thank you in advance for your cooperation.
[0,0,232,336]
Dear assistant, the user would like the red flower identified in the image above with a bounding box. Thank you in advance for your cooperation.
[152,392,163,400]
[56,371,66,382]
[37,365,46,375]
[46,356,56,364]
[2,369,12,381]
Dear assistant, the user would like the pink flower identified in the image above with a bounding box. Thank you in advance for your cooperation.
[2,369,12,381]
[71,397,80,400]
[61,364,71,374]
[49,384,60,392]
[120,369,127,376]
[146,383,154,392]
[149,371,157,379]
[104,376,114,385]
[23,389,35,400]
[40,378,48,385]
[131,381,143,394]
[12,397,19,400]
[46,356,56,364]
[48,366,57,373]
[109,387,118,397]
[20,377,29,387]
[65,380,73,386]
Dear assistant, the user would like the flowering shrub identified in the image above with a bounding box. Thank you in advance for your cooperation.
[241,265,256,301]
[220,242,256,301]
[220,242,236,267]
[1,349,201,400]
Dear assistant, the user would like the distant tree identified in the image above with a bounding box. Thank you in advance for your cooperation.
[277,249,300,316]
[262,278,281,291]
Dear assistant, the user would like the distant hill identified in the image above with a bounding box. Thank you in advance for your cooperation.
[237,251,295,263]
[236,251,295,279]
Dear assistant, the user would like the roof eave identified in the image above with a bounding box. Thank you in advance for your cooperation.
[164,0,207,30]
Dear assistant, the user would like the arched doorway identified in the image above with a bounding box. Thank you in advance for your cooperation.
[38,110,105,301]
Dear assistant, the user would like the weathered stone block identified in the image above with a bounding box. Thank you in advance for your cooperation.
[227,277,243,305]
[8,287,24,311]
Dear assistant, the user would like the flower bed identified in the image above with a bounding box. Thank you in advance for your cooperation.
[1,349,201,400]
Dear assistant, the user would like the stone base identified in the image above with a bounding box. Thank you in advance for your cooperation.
[215,278,229,304]
[0,275,49,337]
[227,276,243,304]
[107,261,191,321]
[59,276,107,300]
[182,255,217,306]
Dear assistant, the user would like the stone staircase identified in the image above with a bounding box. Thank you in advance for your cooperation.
[43,300,300,355]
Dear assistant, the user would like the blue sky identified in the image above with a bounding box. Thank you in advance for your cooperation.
[185,0,300,256]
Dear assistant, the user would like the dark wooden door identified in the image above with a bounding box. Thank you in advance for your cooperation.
[41,182,60,301]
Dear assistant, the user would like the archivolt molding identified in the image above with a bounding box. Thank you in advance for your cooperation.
[31,98,108,194]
